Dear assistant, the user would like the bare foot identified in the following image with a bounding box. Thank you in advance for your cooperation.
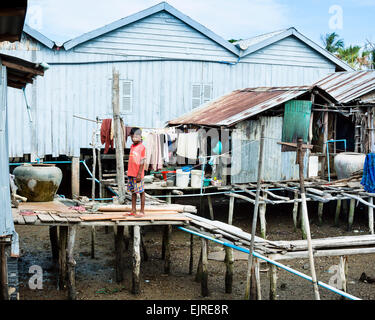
[128,211,137,216]
[135,212,145,218]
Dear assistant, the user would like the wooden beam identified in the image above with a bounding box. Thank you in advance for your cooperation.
[7,73,33,84]
[2,60,43,76]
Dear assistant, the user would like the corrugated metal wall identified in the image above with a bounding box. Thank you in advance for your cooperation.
[0,65,15,237]
[1,12,337,158]
[231,116,309,183]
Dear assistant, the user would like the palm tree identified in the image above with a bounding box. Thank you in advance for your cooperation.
[321,32,344,53]
[337,45,362,68]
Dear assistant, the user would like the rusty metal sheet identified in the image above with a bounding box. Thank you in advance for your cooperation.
[315,70,375,104]
[168,86,310,127]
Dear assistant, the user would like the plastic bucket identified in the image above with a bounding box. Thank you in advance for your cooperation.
[176,169,190,188]
[191,170,203,188]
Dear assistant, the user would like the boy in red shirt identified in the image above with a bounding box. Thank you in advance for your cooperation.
[127,127,146,217]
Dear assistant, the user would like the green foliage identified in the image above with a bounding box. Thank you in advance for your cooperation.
[321,32,344,53]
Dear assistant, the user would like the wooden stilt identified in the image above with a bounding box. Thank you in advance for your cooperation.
[0,243,8,300]
[292,191,299,232]
[318,202,324,226]
[201,237,209,297]
[249,262,257,300]
[228,196,234,225]
[195,248,203,282]
[91,226,95,259]
[207,195,214,220]
[114,225,124,283]
[67,225,77,300]
[259,191,267,239]
[49,226,59,264]
[301,203,307,240]
[58,226,68,290]
[269,264,277,300]
[335,199,342,226]
[369,197,374,234]
[163,225,171,274]
[162,225,172,261]
[224,246,234,293]
[71,156,80,199]
[348,199,356,231]
[255,258,261,300]
[132,226,141,294]
[338,256,348,300]
[189,234,194,275]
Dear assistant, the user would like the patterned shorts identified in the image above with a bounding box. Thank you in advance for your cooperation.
[127,176,144,193]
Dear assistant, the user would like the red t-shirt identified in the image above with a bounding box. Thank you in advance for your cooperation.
[127,142,146,178]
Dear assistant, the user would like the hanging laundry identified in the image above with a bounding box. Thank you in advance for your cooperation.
[177,132,199,159]
[100,119,113,154]
[144,132,163,171]
[361,153,375,192]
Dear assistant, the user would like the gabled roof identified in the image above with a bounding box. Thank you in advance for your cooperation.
[62,2,240,55]
[235,27,353,72]
[315,71,375,104]
[23,24,55,49]
[168,86,313,127]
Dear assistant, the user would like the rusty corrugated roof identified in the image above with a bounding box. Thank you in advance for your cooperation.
[168,86,311,127]
[315,70,375,104]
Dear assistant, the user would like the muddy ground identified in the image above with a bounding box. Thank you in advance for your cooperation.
[15,196,375,300]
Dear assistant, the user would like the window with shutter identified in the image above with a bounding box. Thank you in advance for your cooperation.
[191,83,213,109]
[120,80,133,113]
[192,84,202,109]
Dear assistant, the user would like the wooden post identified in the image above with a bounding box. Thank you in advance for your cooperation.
[163,225,171,274]
[245,124,265,300]
[195,248,203,282]
[96,117,104,201]
[207,195,214,220]
[292,190,299,232]
[269,264,277,300]
[297,138,320,300]
[255,258,261,300]
[67,225,77,300]
[228,195,234,225]
[0,243,8,300]
[132,226,141,294]
[369,197,374,234]
[141,230,148,262]
[49,226,59,264]
[335,199,342,226]
[114,225,124,283]
[71,157,80,199]
[250,262,257,300]
[224,246,234,293]
[318,202,324,226]
[259,191,267,239]
[348,198,356,231]
[58,226,68,290]
[162,192,172,259]
[338,256,348,300]
[189,234,194,275]
[321,106,329,179]
[112,68,126,204]
[300,201,307,240]
[201,237,209,297]
[91,129,97,259]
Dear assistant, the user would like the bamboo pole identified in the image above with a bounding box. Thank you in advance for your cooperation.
[339,256,348,300]
[297,138,320,300]
[245,125,265,300]
[318,202,324,226]
[335,199,342,226]
[292,190,299,232]
[348,199,356,231]
[71,157,80,199]
[207,195,214,220]
[259,191,267,239]
[269,264,277,300]
[91,129,97,259]
[201,237,209,297]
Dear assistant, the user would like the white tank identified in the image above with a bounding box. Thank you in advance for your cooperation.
[334,152,366,180]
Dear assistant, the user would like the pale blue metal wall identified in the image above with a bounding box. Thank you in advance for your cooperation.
[0,11,337,159]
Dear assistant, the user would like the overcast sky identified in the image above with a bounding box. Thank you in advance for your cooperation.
[25,0,375,48]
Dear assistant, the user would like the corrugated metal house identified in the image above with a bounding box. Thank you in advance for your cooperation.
[168,85,338,183]
[0,1,352,160]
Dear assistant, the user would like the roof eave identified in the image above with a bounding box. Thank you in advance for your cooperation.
[23,24,55,49]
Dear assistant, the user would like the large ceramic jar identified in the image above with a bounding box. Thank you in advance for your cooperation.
[334,152,366,180]
[13,164,63,202]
